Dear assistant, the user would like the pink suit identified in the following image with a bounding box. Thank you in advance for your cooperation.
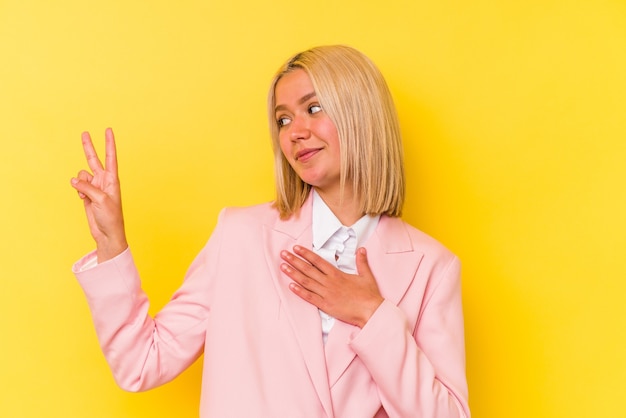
[74,195,469,417]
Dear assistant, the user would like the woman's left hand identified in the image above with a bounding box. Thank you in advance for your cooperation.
[280,246,384,328]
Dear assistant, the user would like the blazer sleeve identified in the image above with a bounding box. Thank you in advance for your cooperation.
[72,210,226,392]
[349,255,470,418]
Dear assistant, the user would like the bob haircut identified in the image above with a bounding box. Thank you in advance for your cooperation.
[268,45,405,219]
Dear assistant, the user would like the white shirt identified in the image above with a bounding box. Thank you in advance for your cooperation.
[311,190,380,344]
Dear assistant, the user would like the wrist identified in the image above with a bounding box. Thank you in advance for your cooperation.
[356,296,384,328]
[96,237,128,263]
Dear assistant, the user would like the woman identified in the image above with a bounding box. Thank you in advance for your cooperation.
[71,45,470,417]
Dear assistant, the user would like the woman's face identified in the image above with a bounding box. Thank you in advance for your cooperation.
[274,69,342,196]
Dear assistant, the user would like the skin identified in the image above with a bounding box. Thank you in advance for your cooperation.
[274,69,384,328]
[71,128,127,263]
[71,71,383,329]
[274,69,344,215]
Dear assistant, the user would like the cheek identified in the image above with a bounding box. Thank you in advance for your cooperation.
[322,124,340,153]
[318,117,339,144]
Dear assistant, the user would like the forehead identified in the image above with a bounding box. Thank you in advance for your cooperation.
[274,69,315,105]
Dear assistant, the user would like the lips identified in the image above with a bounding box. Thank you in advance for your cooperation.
[295,148,322,162]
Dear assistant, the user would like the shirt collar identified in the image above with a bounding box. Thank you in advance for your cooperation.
[311,190,380,250]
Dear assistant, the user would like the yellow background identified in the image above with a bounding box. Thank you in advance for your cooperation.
[1,0,625,416]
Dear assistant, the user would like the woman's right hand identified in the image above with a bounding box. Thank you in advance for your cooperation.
[71,128,128,263]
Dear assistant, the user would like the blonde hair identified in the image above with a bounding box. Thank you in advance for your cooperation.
[268,45,405,219]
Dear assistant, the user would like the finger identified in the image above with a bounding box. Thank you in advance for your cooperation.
[280,250,319,278]
[70,177,107,203]
[281,262,324,298]
[70,176,87,199]
[281,261,319,291]
[72,170,93,199]
[292,245,335,275]
[81,131,104,172]
[77,169,93,183]
[71,178,87,199]
[104,127,118,175]
[288,281,324,307]
[281,249,328,280]
[355,247,373,276]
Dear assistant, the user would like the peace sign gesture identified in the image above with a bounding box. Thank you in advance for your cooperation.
[70,128,128,263]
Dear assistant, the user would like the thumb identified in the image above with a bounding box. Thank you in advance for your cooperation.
[70,177,105,202]
[355,247,372,276]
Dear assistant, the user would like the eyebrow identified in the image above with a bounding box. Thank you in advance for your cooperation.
[274,91,317,113]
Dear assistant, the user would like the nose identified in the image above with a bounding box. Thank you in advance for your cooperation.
[289,115,311,141]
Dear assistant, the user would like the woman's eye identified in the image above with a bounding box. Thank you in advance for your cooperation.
[308,104,322,114]
[277,117,291,127]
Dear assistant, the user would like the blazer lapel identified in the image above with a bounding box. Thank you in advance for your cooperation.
[325,215,424,388]
[262,195,334,417]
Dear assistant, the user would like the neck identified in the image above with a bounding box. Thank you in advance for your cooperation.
[314,186,363,226]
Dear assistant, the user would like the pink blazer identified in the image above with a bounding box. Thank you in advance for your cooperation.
[74,196,469,417]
